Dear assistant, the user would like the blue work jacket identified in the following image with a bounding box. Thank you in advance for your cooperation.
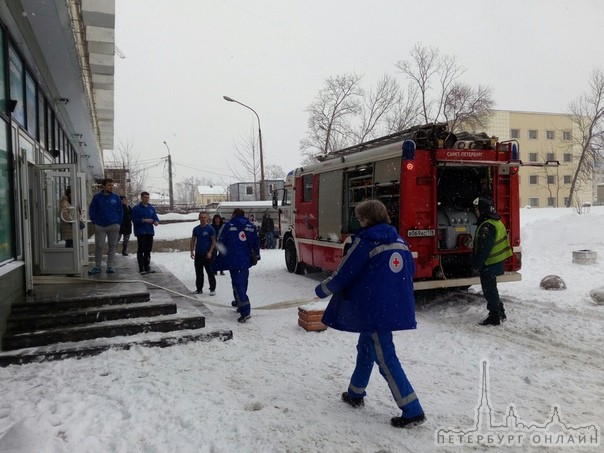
[89,191,122,227]
[131,203,159,236]
[315,223,417,333]
[213,215,260,271]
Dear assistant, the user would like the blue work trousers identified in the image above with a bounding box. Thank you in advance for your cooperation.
[479,268,501,313]
[348,331,424,418]
[230,268,250,316]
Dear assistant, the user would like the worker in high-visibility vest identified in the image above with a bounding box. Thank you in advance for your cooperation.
[472,197,513,326]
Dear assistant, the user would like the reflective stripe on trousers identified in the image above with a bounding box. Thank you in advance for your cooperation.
[348,331,423,417]
[230,268,251,316]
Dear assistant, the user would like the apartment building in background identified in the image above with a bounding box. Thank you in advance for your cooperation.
[485,110,593,208]
[195,185,228,206]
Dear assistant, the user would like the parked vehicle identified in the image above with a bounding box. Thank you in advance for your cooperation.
[275,123,523,290]
[214,200,283,234]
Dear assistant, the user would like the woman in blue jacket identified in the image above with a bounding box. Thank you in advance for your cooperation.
[315,199,425,429]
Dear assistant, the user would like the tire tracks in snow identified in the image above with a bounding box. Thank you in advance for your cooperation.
[417,290,604,370]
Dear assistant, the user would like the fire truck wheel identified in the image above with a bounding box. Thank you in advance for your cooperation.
[285,238,303,274]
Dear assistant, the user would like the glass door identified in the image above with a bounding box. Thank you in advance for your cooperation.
[14,129,34,290]
[77,171,88,268]
[38,164,83,275]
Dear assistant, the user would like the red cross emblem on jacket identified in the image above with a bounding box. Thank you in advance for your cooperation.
[389,252,404,273]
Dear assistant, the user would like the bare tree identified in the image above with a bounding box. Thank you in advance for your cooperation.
[533,151,565,208]
[353,74,401,143]
[443,83,494,132]
[395,43,493,130]
[176,176,215,207]
[229,128,261,199]
[567,68,604,207]
[112,139,148,205]
[385,84,422,133]
[265,164,285,180]
[300,73,364,162]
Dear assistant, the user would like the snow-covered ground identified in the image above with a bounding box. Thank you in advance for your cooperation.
[2,207,603,452]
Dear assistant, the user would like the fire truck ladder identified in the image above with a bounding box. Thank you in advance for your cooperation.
[324,123,453,160]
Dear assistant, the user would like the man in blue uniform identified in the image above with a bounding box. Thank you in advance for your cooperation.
[88,178,123,274]
[213,209,260,323]
[472,197,513,326]
[190,211,216,295]
[131,191,160,275]
[315,199,425,429]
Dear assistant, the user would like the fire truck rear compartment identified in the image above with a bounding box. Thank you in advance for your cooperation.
[434,166,489,278]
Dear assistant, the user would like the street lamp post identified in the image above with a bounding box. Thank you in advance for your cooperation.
[223,95,266,201]
[163,141,174,210]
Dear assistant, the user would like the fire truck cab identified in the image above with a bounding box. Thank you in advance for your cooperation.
[276,123,522,290]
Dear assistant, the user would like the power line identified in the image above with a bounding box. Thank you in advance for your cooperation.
[172,161,234,179]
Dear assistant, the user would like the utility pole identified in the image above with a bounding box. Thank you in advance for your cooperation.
[163,141,174,210]
[223,96,266,200]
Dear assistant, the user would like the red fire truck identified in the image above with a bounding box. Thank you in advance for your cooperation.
[275,123,522,290]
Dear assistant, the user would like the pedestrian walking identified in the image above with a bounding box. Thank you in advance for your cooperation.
[472,197,513,326]
[211,214,225,275]
[59,186,75,248]
[88,178,123,274]
[119,195,132,256]
[261,212,276,249]
[213,209,260,323]
[314,199,426,429]
[190,211,216,295]
[131,191,160,275]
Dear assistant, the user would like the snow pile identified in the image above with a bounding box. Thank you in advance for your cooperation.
[1,207,603,452]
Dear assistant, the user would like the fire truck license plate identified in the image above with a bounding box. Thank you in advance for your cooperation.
[407,229,436,237]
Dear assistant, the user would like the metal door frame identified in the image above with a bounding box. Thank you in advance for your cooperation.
[38,163,83,275]
[13,126,34,290]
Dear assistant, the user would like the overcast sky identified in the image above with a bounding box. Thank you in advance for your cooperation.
[113,0,603,194]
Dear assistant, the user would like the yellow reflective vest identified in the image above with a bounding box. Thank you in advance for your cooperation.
[476,219,513,265]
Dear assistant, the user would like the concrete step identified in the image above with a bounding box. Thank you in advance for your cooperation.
[2,314,206,351]
[0,327,233,367]
[11,291,150,314]
[6,301,177,334]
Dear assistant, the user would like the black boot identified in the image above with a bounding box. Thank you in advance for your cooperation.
[341,392,364,407]
[499,303,507,321]
[391,414,426,428]
[478,311,500,326]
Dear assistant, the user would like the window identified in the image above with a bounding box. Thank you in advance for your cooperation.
[529,197,539,207]
[25,72,37,136]
[38,95,46,147]
[0,121,12,262]
[563,197,570,206]
[547,197,556,207]
[547,175,555,184]
[0,31,5,113]
[529,153,538,162]
[528,129,538,139]
[510,129,520,139]
[563,175,571,184]
[546,152,555,161]
[563,131,572,141]
[245,185,253,195]
[529,175,538,185]
[302,174,313,202]
[563,153,572,163]
[47,107,54,150]
[546,130,555,140]
[8,45,25,126]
